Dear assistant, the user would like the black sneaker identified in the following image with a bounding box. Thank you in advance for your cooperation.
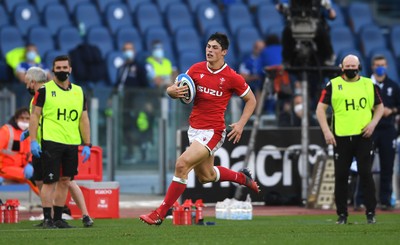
[54,219,75,228]
[366,212,376,224]
[42,219,57,229]
[82,215,94,227]
[336,214,347,224]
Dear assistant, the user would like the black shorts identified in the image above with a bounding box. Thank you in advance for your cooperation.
[41,140,78,184]
[32,156,43,181]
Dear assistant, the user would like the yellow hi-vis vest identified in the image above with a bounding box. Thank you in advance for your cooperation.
[146,56,172,77]
[41,80,84,144]
[331,76,375,136]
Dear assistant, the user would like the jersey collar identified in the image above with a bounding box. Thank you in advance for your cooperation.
[206,62,227,74]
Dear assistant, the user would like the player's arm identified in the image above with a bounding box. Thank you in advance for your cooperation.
[29,106,42,142]
[79,95,91,145]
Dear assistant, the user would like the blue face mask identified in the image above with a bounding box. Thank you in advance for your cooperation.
[152,49,164,59]
[26,51,37,61]
[123,50,134,61]
[374,66,386,76]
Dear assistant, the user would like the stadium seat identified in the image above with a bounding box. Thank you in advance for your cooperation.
[330,26,356,55]
[327,3,345,28]
[115,26,143,51]
[106,51,125,85]
[225,48,238,70]
[57,26,83,53]
[186,0,212,12]
[126,0,149,13]
[13,3,40,37]
[178,50,203,73]
[74,2,103,34]
[3,0,28,13]
[266,24,285,40]
[27,26,55,57]
[336,48,367,76]
[86,27,115,58]
[135,3,163,35]
[256,3,283,38]
[93,0,121,13]
[174,27,202,54]
[105,2,132,34]
[390,25,400,58]
[195,3,224,35]
[348,2,375,33]
[359,25,386,57]
[43,50,64,69]
[165,3,194,34]
[33,0,59,14]
[0,26,25,57]
[0,6,10,28]
[154,0,183,13]
[225,3,253,36]
[368,48,399,83]
[247,0,274,8]
[204,25,233,49]
[235,26,262,59]
[144,26,175,64]
[43,4,72,36]
[64,0,90,14]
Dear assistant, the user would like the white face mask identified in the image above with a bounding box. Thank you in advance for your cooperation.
[294,104,303,114]
[17,121,29,131]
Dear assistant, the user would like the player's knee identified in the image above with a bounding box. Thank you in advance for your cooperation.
[175,158,189,175]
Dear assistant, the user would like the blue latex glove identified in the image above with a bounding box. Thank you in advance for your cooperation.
[81,146,91,163]
[30,141,42,158]
[20,130,29,141]
[23,163,34,179]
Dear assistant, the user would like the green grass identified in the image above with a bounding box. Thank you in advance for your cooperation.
[0,214,399,245]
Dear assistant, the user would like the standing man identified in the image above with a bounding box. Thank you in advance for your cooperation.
[140,33,259,226]
[29,55,92,228]
[316,54,384,224]
[370,55,400,210]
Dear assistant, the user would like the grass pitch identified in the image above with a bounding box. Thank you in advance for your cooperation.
[0,214,399,245]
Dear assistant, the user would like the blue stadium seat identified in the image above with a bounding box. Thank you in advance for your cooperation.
[336,48,367,76]
[93,0,121,13]
[126,0,149,13]
[13,3,40,37]
[106,51,125,85]
[154,0,183,13]
[204,25,233,48]
[327,3,345,28]
[144,26,175,64]
[266,24,284,40]
[0,5,10,28]
[0,26,25,57]
[57,26,83,53]
[33,0,59,14]
[174,27,202,54]
[225,3,253,36]
[3,0,28,13]
[330,26,355,55]
[165,3,194,34]
[247,0,274,8]
[359,25,386,57]
[178,50,203,73]
[43,50,65,69]
[105,2,132,34]
[225,48,238,70]
[64,0,90,14]
[348,2,374,33]
[195,3,224,35]
[116,26,143,51]
[135,3,163,35]
[235,26,261,59]
[43,4,72,36]
[27,26,55,57]
[368,48,399,82]
[390,25,400,58]
[256,3,283,38]
[186,0,212,12]
[74,3,103,34]
[86,27,115,58]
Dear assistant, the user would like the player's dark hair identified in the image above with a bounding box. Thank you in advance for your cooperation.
[52,55,71,69]
[208,32,229,50]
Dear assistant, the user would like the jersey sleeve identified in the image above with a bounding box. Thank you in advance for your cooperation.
[33,87,46,108]
[319,82,332,105]
[373,84,382,106]
[232,73,250,97]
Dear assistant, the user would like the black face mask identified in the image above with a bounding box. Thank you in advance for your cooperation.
[27,87,35,96]
[54,71,70,82]
[344,69,359,79]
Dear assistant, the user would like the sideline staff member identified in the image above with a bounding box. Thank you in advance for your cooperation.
[316,54,384,224]
[29,55,92,228]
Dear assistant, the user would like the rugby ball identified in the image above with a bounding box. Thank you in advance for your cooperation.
[175,73,196,104]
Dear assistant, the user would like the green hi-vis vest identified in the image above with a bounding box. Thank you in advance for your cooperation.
[30,98,43,146]
[331,76,375,136]
[146,56,172,76]
[41,80,84,144]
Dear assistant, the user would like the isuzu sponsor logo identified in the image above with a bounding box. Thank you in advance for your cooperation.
[95,189,113,195]
[197,85,223,96]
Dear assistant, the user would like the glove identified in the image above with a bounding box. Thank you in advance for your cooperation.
[81,146,91,163]
[24,163,34,179]
[30,141,42,158]
[20,130,29,141]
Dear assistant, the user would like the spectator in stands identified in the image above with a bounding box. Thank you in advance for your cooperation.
[146,40,176,90]
[0,107,39,195]
[15,44,51,84]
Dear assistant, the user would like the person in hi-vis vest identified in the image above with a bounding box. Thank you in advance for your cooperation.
[316,54,384,225]
[29,55,91,229]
